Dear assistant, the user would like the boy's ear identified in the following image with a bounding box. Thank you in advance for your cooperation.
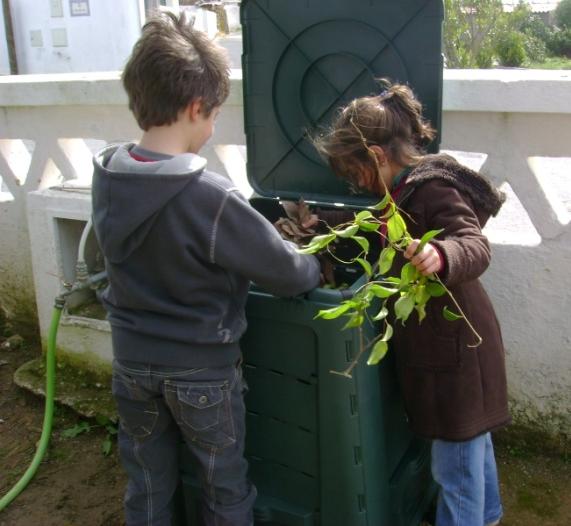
[187,99,203,121]
[369,145,387,166]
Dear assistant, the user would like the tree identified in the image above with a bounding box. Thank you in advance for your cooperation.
[444,0,505,68]
[555,0,571,29]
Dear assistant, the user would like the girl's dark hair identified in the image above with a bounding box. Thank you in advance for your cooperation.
[122,11,230,131]
[312,80,436,176]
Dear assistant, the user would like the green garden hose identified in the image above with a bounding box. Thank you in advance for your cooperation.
[0,299,64,512]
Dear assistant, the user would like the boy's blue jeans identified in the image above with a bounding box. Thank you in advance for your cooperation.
[432,432,503,526]
[112,358,256,526]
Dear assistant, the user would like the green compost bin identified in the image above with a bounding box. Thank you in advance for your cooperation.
[180,1,443,524]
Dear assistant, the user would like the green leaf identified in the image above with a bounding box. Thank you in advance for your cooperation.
[102,436,113,456]
[384,277,401,285]
[387,213,407,242]
[297,233,336,254]
[372,194,391,211]
[368,284,399,298]
[315,303,353,320]
[381,322,394,342]
[358,221,380,232]
[400,262,418,284]
[381,202,396,219]
[372,306,389,321]
[352,236,370,253]
[355,210,374,222]
[417,228,444,251]
[395,295,415,323]
[427,282,446,297]
[443,306,463,321]
[61,421,90,439]
[414,285,430,306]
[106,424,118,435]
[342,313,364,330]
[355,258,372,277]
[95,415,111,426]
[416,304,427,323]
[334,225,359,238]
[312,234,336,244]
[367,341,388,365]
[378,247,396,275]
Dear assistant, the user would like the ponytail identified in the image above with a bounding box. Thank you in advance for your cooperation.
[312,79,436,171]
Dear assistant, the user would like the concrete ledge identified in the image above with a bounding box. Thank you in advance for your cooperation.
[1,69,570,113]
[443,69,571,114]
[14,357,116,422]
[0,69,244,107]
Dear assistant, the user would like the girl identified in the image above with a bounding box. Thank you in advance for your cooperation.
[311,82,510,526]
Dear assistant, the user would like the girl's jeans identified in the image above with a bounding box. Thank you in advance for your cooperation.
[432,432,503,526]
[112,358,256,526]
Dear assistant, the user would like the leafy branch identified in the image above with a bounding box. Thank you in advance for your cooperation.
[296,194,482,378]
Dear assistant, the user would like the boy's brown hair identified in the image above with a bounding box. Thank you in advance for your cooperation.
[122,12,230,131]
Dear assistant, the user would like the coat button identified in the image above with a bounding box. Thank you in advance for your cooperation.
[198,395,208,404]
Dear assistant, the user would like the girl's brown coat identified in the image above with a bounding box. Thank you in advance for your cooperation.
[392,154,510,441]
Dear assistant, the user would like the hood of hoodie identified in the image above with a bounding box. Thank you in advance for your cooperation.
[405,154,506,218]
[92,143,207,263]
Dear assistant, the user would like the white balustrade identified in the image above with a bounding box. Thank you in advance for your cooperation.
[1,68,570,436]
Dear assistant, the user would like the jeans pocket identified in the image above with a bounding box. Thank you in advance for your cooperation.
[168,380,236,449]
[112,370,159,440]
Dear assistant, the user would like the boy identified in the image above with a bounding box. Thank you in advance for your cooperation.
[91,13,320,526]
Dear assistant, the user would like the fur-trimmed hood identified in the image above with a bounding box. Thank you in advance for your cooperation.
[406,154,505,218]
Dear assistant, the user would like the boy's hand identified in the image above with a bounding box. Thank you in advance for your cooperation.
[404,240,444,276]
[301,214,319,229]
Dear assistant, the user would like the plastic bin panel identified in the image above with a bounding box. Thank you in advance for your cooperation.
[241,315,317,380]
[243,364,317,432]
[249,457,319,512]
[246,412,318,477]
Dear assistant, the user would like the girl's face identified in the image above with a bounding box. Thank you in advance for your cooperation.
[333,156,392,195]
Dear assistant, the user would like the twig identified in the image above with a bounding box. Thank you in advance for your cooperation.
[434,275,483,348]
[330,327,384,378]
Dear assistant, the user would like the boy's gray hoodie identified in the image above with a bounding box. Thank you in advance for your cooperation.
[92,144,320,368]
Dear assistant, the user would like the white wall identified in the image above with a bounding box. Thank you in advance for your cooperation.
[8,0,143,74]
[1,69,570,438]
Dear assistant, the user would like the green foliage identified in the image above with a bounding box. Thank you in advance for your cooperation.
[555,0,571,29]
[299,192,479,374]
[547,28,571,58]
[496,31,527,67]
[444,0,561,67]
[443,0,504,68]
[527,56,571,69]
[61,416,117,456]
[443,306,463,321]
[502,3,549,63]
[61,421,90,438]
[367,324,393,365]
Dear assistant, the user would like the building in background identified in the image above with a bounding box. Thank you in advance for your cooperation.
[0,0,237,75]
[502,0,562,23]
[0,0,144,74]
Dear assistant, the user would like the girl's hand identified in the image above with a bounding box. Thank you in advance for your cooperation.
[404,240,444,276]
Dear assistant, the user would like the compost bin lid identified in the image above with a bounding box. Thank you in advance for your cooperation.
[240,0,443,205]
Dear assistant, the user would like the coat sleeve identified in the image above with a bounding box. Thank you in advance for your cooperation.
[212,189,321,297]
[418,180,491,288]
